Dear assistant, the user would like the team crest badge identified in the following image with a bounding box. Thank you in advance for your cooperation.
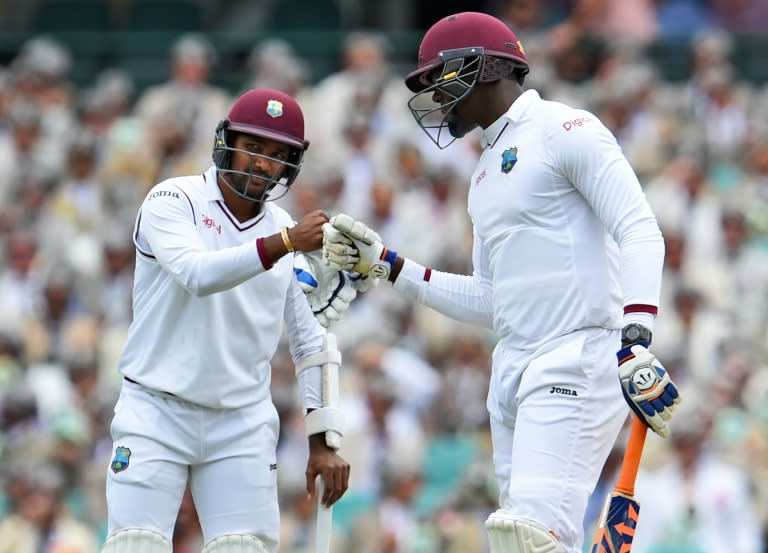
[501,147,518,173]
[266,100,284,118]
[111,446,131,474]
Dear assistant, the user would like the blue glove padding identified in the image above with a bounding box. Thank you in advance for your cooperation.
[294,250,357,328]
[617,342,681,438]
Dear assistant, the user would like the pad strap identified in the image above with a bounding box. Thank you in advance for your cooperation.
[304,406,344,437]
[294,349,341,377]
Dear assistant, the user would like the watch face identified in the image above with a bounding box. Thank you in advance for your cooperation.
[623,324,650,345]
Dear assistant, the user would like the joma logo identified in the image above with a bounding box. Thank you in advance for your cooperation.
[550,386,578,396]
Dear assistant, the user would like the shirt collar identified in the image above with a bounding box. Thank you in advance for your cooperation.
[203,165,224,202]
[480,89,541,149]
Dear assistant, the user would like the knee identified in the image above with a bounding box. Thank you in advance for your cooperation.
[485,510,565,553]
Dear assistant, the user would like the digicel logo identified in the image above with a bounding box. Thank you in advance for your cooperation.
[562,117,594,131]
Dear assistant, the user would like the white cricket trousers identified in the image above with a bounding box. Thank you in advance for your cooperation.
[487,327,628,553]
[106,379,281,552]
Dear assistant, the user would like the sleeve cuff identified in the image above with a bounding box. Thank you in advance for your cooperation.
[256,237,273,270]
[392,258,429,296]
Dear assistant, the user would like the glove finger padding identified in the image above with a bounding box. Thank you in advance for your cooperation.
[323,223,359,271]
[348,272,378,292]
[618,344,681,438]
[293,251,358,328]
[323,215,390,278]
[330,214,383,245]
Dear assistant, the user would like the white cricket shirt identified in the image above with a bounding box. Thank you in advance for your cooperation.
[118,165,324,409]
[395,90,664,352]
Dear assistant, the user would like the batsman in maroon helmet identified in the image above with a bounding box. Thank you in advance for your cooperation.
[323,12,681,553]
[101,89,355,553]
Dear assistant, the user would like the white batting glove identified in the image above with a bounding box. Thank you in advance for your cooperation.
[618,344,681,438]
[294,250,357,327]
[322,214,397,280]
[348,271,379,292]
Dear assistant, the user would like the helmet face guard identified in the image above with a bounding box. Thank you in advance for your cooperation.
[212,88,308,203]
[407,47,485,149]
[212,121,305,203]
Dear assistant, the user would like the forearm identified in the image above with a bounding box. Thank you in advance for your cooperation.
[390,257,494,328]
[162,234,292,297]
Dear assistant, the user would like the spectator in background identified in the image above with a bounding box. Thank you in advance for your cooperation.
[307,31,411,174]
[632,403,763,553]
[710,0,768,34]
[340,363,425,500]
[694,64,750,163]
[7,36,76,158]
[0,102,53,206]
[655,0,714,37]
[342,457,426,553]
[0,231,43,332]
[134,33,231,163]
[549,0,658,51]
[496,0,569,35]
[0,462,98,553]
[244,39,310,101]
[79,69,136,149]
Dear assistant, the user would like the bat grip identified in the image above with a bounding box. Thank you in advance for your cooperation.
[615,416,648,496]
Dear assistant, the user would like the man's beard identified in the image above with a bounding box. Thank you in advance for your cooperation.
[446,112,477,139]
[233,170,270,198]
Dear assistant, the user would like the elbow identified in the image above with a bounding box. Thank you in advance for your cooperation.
[177,275,216,298]
[190,281,220,297]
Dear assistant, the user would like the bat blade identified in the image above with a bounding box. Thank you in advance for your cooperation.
[590,417,648,553]
[315,476,333,553]
[590,492,640,553]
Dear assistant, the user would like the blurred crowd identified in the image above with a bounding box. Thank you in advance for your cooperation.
[0,1,766,552]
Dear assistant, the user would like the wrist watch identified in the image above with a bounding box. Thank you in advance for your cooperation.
[621,323,652,347]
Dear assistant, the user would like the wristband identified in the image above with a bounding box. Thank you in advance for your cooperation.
[280,226,294,253]
[381,248,398,265]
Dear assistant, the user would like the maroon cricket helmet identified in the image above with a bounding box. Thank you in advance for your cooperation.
[405,11,529,93]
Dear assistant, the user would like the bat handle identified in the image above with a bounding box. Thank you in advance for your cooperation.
[615,416,648,496]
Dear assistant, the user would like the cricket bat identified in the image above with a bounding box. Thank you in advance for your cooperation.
[315,332,340,553]
[590,416,648,553]
[315,476,332,553]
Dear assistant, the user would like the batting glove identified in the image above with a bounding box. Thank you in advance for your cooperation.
[618,344,681,438]
[322,214,397,280]
[294,250,357,327]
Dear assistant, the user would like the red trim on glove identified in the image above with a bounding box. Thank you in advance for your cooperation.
[624,304,658,315]
[424,268,432,282]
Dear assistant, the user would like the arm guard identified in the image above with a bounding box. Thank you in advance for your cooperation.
[295,333,343,450]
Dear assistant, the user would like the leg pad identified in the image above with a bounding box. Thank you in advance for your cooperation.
[202,535,270,553]
[485,510,565,553]
[102,528,171,553]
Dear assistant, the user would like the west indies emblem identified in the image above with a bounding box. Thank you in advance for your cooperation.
[501,147,518,173]
[111,446,131,473]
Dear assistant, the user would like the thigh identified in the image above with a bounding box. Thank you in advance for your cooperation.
[496,329,627,552]
[191,402,280,551]
[106,385,192,540]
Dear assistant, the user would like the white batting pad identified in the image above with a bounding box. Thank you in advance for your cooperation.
[485,510,565,553]
[201,535,269,553]
[102,528,171,553]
